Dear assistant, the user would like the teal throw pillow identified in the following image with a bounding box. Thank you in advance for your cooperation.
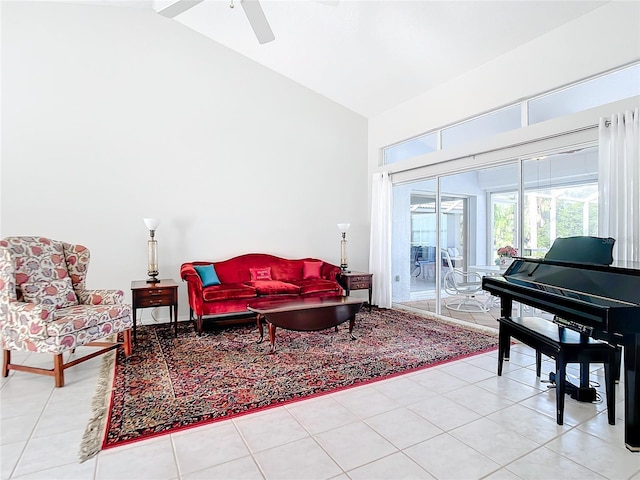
[194,264,221,287]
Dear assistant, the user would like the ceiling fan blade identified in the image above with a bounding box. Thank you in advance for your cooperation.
[240,0,275,44]
[157,0,205,18]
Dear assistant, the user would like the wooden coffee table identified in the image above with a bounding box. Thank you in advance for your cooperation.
[247,296,364,354]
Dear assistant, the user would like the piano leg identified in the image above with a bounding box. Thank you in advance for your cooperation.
[556,354,567,425]
[614,347,622,383]
[623,333,640,452]
[497,324,511,376]
[604,350,616,426]
[579,362,590,388]
[500,297,513,361]
[578,333,591,389]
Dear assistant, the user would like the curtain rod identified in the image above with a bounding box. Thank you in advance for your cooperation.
[604,107,639,127]
[387,123,599,177]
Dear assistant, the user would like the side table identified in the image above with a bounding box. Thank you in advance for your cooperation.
[131,279,179,343]
[336,271,373,312]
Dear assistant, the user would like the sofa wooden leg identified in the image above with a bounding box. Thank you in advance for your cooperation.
[196,315,203,335]
[53,354,64,388]
[2,349,10,378]
[123,329,132,356]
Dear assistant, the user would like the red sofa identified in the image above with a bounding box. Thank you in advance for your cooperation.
[180,253,343,334]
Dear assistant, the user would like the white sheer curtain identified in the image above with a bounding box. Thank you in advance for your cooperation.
[598,107,640,262]
[369,171,392,308]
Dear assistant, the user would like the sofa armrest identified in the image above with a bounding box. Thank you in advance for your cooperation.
[321,263,341,281]
[76,289,125,305]
[180,263,204,289]
[3,301,56,340]
[180,262,206,312]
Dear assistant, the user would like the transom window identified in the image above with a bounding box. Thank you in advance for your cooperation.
[383,63,639,166]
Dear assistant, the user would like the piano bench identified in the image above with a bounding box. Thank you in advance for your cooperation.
[497,316,618,426]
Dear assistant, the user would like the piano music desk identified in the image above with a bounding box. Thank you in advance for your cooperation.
[497,316,618,427]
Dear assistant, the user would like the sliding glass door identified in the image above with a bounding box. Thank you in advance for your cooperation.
[391,146,598,323]
[392,163,518,318]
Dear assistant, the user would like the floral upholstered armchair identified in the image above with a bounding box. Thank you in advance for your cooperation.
[0,236,132,387]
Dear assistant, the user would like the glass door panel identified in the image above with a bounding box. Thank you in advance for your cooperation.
[391,178,438,315]
[439,172,478,314]
[522,146,598,258]
[490,191,518,264]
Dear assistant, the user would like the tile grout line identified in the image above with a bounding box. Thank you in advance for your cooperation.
[7,378,56,479]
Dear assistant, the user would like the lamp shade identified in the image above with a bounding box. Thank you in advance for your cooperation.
[144,218,160,231]
[337,223,350,233]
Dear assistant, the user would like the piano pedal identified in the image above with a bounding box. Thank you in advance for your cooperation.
[571,387,597,402]
[543,372,556,388]
[542,372,556,384]
[545,375,597,402]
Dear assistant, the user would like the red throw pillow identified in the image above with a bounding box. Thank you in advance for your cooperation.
[303,261,323,279]
[249,267,272,281]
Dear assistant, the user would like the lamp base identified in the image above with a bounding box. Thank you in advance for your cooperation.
[146,276,159,284]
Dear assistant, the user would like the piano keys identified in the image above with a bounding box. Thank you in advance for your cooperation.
[482,256,640,452]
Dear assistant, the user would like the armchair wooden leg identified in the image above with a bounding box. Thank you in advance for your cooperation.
[54,353,64,388]
[2,349,10,378]
[123,329,132,356]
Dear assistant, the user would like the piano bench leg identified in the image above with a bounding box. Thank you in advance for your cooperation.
[536,351,542,377]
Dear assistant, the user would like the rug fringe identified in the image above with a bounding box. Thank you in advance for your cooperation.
[78,347,116,463]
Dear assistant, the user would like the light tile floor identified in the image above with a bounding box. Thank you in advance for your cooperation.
[1,319,639,480]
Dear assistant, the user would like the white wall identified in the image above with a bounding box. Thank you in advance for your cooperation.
[369,0,640,172]
[1,2,368,320]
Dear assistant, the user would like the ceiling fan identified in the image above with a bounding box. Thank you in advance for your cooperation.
[157,0,275,44]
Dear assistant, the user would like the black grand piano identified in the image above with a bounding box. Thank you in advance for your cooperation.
[483,249,640,452]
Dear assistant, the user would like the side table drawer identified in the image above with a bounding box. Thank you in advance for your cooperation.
[351,282,370,289]
[135,293,173,307]
[136,296,173,308]
[143,288,172,296]
[350,276,370,283]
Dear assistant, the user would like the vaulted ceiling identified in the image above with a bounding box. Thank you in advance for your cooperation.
[80,0,610,118]
[151,0,608,118]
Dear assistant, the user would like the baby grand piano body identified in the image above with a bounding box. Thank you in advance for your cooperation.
[482,256,640,452]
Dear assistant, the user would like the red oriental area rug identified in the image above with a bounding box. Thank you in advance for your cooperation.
[80,308,498,460]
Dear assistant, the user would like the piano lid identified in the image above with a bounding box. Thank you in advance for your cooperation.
[502,257,640,307]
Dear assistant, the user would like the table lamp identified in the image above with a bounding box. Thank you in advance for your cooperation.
[337,223,350,271]
[144,218,160,283]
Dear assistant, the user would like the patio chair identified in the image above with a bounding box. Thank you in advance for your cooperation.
[441,249,486,312]
[1,236,132,387]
